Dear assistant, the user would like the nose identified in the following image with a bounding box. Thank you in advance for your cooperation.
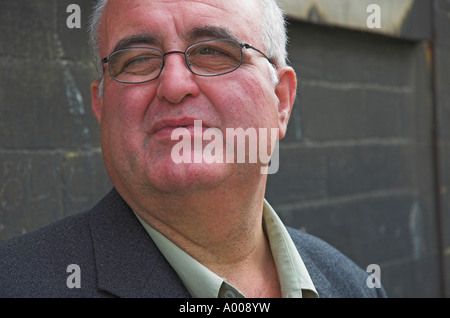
[156,51,200,104]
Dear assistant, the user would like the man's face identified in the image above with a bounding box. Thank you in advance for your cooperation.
[92,0,293,197]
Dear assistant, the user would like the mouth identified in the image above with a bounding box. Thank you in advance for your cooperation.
[150,117,210,138]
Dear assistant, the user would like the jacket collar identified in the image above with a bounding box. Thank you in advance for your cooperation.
[88,188,191,298]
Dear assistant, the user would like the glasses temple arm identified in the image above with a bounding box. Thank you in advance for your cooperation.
[241,43,275,66]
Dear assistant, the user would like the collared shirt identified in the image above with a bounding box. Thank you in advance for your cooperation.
[135,199,319,298]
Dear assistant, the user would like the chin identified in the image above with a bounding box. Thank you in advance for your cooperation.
[146,161,234,195]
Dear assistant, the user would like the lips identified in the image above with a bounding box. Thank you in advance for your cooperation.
[150,117,209,138]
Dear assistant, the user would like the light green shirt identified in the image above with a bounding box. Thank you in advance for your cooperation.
[135,199,319,298]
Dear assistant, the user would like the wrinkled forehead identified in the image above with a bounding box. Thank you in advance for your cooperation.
[99,0,263,55]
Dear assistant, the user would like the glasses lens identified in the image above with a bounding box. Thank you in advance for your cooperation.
[109,48,163,83]
[186,39,242,76]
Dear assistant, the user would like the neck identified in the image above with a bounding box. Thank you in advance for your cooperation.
[123,168,282,297]
[129,170,270,264]
[136,178,267,267]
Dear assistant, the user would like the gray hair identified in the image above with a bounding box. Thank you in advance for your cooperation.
[88,0,288,91]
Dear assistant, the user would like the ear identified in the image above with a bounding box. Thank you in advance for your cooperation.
[274,67,297,139]
[91,80,103,124]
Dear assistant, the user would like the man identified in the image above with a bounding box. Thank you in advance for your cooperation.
[0,0,386,298]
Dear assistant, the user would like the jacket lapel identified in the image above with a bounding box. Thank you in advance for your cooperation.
[89,188,191,298]
[287,227,333,297]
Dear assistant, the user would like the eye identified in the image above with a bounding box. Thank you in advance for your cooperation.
[193,45,229,57]
[125,55,152,68]
[110,48,163,77]
[120,54,162,75]
[199,47,219,55]
[185,40,243,76]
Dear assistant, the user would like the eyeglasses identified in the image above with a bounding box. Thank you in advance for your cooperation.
[102,38,274,84]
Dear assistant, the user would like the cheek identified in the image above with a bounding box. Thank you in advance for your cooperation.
[102,83,156,129]
[205,75,279,129]
[100,83,157,162]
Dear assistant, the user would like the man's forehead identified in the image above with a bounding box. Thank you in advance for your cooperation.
[100,0,261,49]
[105,0,259,10]
[103,0,260,23]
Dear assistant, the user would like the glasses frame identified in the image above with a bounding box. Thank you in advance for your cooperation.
[102,38,274,84]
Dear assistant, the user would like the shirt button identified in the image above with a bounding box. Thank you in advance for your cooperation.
[223,289,237,298]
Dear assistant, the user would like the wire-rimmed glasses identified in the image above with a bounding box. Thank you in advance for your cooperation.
[102,38,274,84]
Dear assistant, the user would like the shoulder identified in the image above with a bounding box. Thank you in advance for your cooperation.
[287,227,387,298]
[0,209,97,297]
[0,209,92,260]
[287,227,353,265]
[0,188,184,298]
[0,188,121,268]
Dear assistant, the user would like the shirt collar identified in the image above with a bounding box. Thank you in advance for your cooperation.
[136,215,232,298]
[135,199,318,298]
[262,200,318,297]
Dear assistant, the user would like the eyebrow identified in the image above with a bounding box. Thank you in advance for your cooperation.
[111,34,161,53]
[186,26,239,43]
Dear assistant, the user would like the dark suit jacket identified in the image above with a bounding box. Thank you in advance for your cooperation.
[0,188,386,298]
